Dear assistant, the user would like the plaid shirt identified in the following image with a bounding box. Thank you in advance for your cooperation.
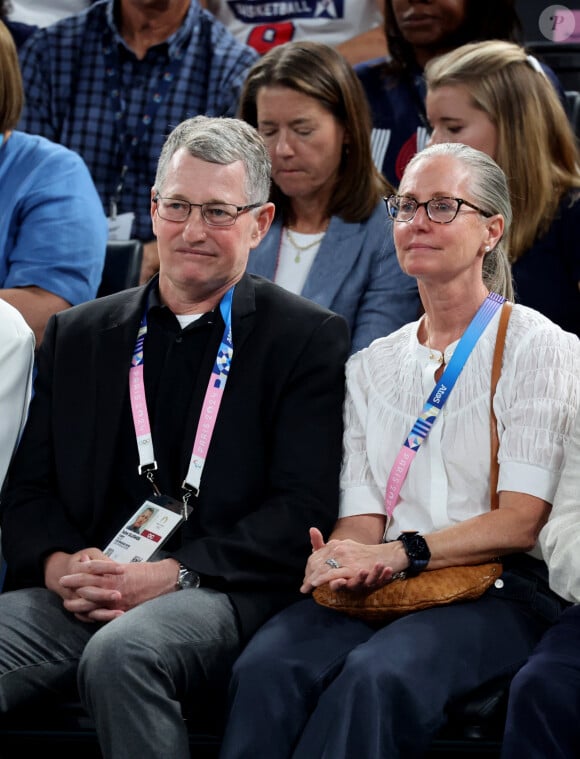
[18,0,259,241]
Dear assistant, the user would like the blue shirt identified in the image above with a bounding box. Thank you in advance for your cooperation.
[17,0,259,242]
[0,131,107,304]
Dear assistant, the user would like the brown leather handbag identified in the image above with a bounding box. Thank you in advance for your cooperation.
[313,303,512,622]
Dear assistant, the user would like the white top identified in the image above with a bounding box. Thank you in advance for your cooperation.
[274,229,322,295]
[203,0,383,50]
[540,408,580,602]
[339,304,580,544]
[175,312,203,329]
[0,299,35,488]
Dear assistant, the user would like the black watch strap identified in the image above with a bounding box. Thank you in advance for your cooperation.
[397,531,431,576]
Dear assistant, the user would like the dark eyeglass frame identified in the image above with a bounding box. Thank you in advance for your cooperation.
[153,194,263,227]
[384,195,493,224]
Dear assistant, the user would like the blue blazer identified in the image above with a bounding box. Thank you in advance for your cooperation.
[248,202,420,354]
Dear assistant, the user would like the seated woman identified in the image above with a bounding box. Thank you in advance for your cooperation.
[0,19,107,344]
[0,298,34,489]
[425,39,580,336]
[238,40,420,354]
[218,143,580,758]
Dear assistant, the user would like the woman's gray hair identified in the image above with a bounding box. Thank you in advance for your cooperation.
[154,115,272,205]
[404,143,514,300]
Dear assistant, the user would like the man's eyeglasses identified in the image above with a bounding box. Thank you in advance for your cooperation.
[153,195,263,227]
[385,195,493,224]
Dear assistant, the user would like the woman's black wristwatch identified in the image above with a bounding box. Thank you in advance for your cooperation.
[397,531,431,576]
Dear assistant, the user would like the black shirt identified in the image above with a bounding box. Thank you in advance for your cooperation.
[104,287,223,546]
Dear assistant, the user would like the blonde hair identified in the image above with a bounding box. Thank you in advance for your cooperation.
[0,20,24,132]
[425,39,580,262]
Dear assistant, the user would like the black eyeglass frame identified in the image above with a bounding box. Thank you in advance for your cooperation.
[384,195,493,224]
[153,194,263,226]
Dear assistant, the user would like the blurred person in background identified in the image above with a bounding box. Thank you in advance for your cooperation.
[199,0,387,64]
[354,0,558,187]
[239,40,420,354]
[0,19,107,344]
[17,0,259,285]
[426,39,580,335]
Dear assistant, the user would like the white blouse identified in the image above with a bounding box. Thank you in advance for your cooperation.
[0,299,35,489]
[540,409,580,602]
[340,304,580,542]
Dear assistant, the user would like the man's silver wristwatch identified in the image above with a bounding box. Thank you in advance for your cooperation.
[176,562,201,590]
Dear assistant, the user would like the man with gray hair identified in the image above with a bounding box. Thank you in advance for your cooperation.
[0,115,350,758]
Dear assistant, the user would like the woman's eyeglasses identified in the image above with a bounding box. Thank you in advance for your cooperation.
[385,195,493,224]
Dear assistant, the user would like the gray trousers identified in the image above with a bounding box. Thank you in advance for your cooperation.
[0,586,241,759]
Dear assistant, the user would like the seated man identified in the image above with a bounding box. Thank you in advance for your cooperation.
[17,0,259,284]
[0,115,349,758]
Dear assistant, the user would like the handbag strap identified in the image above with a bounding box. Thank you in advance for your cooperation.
[489,301,512,510]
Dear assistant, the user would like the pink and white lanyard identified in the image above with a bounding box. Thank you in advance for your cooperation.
[129,286,234,510]
[383,292,505,535]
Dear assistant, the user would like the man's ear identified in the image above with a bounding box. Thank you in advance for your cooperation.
[250,202,276,249]
[150,188,158,235]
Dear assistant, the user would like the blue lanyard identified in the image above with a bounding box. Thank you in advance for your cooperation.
[384,292,506,518]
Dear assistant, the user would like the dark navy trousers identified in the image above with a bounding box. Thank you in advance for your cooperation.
[502,602,580,759]
[220,561,563,759]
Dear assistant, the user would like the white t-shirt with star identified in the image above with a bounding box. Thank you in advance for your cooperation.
[203,0,383,54]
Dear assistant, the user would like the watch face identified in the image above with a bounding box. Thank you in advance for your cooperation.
[179,569,201,589]
[398,532,431,574]
[405,534,429,560]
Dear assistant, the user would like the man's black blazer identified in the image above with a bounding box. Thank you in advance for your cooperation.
[1,273,350,639]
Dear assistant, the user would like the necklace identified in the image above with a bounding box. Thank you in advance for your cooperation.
[424,322,445,366]
[285,227,326,263]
